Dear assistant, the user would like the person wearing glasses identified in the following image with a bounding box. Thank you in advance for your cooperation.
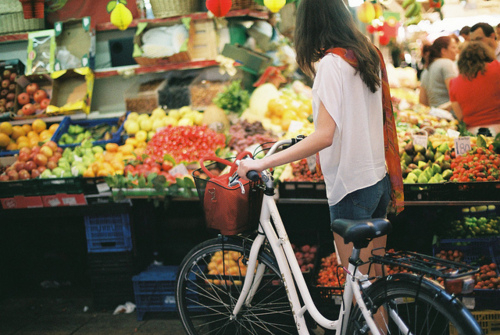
[470,22,500,61]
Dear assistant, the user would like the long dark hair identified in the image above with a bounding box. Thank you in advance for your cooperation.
[458,41,495,80]
[427,36,452,66]
[294,0,381,93]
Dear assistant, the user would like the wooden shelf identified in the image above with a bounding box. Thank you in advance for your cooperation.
[96,9,269,31]
[94,60,219,79]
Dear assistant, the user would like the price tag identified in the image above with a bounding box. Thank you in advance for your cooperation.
[412,135,428,148]
[454,137,471,156]
[447,129,460,138]
[62,196,77,206]
[306,155,316,173]
[97,183,110,193]
[169,164,189,176]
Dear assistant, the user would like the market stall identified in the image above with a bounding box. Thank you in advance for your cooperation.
[1,0,500,330]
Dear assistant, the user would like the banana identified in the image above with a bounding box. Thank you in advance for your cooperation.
[402,0,416,9]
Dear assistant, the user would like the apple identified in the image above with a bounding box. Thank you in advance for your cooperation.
[6,92,15,101]
[40,145,53,157]
[17,92,30,105]
[0,106,5,114]
[18,169,30,180]
[7,169,18,180]
[44,141,58,152]
[37,166,46,173]
[10,73,16,82]
[33,89,47,103]
[19,146,31,155]
[8,83,16,92]
[34,153,48,166]
[3,69,11,79]
[15,162,26,172]
[31,169,40,179]
[31,145,41,154]
[46,160,58,170]
[40,98,50,110]
[5,101,14,110]
[24,160,37,172]
[22,103,35,115]
[1,79,10,89]
[18,152,30,162]
[53,151,62,160]
[26,83,39,95]
[0,174,9,181]
[0,99,5,106]
[1,89,8,97]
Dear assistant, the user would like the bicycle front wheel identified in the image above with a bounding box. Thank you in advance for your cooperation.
[347,273,483,335]
[175,236,297,335]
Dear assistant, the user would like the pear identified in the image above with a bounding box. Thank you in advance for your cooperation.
[442,162,451,170]
[412,169,422,177]
[434,151,444,161]
[414,144,426,154]
[406,172,418,183]
[432,163,442,175]
[413,152,426,164]
[437,142,450,154]
[417,160,428,169]
[405,142,415,155]
[442,169,453,180]
[401,152,413,166]
[417,173,429,184]
[425,149,435,162]
[428,176,438,183]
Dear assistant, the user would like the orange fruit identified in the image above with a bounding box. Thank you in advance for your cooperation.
[17,141,29,149]
[6,142,17,151]
[39,130,52,141]
[11,126,26,140]
[105,143,119,153]
[22,124,32,134]
[0,133,10,147]
[32,119,47,133]
[16,135,28,144]
[0,122,13,136]
[29,137,40,148]
[48,123,59,133]
[27,131,39,139]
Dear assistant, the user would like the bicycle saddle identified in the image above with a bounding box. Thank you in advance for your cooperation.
[331,218,392,249]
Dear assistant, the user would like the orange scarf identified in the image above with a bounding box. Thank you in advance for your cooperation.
[326,47,404,214]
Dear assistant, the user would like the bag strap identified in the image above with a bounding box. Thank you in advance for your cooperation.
[199,151,253,179]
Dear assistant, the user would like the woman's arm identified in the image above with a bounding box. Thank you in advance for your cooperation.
[237,100,336,179]
[451,102,463,121]
[419,86,429,106]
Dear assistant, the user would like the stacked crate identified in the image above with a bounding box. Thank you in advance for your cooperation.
[85,213,135,308]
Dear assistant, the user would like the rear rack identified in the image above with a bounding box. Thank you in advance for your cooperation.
[371,250,479,279]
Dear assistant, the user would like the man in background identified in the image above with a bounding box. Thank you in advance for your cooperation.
[470,22,500,61]
[459,26,470,42]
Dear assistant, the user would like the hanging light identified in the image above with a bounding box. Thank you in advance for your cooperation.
[206,0,233,17]
[264,0,286,13]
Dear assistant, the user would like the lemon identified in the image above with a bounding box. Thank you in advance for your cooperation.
[139,118,153,132]
[110,3,133,31]
[0,133,10,147]
[124,120,139,135]
[135,130,148,142]
[0,122,13,136]
[127,112,139,121]
[151,108,166,119]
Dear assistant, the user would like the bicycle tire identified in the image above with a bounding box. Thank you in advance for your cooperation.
[175,236,298,335]
[346,273,483,335]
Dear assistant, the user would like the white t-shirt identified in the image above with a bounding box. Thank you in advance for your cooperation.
[312,54,386,206]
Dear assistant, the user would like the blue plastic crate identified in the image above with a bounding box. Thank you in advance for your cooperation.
[51,115,126,148]
[433,238,498,265]
[132,265,202,321]
[84,213,133,253]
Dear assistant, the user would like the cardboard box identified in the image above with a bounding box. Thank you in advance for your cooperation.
[46,67,94,115]
[132,18,195,67]
[42,193,87,207]
[221,44,272,75]
[54,17,96,71]
[1,195,43,209]
[26,29,56,75]
[190,19,218,61]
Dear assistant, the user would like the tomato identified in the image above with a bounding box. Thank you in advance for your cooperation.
[17,92,30,105]
[40,98,50,110]
[33,89,48,103]
[26,83,39,95]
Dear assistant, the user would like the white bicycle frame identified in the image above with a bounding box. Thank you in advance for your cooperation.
[230,139,385,335]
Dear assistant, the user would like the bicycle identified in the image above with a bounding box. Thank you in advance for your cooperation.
[175,136,484,335]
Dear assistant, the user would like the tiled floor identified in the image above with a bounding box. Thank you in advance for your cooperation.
[0,288,186,335]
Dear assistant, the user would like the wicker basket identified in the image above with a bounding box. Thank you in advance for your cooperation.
[150,0,198,18]
[0,0,45,35]
[231,0,267,11]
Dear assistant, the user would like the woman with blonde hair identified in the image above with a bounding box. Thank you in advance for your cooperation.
[449,41,500,136]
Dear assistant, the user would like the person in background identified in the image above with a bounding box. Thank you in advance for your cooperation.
[496,23,500,39]
[449,42,500,136]
[419,35,459,112]
[237,0,403,275]
[470,22,500,61]
[459,26,470,42]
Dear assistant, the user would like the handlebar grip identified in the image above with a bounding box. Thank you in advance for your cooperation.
[246,170,260,182]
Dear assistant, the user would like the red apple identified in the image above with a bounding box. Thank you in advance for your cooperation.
[7,169,18,180]
[1,79,10,89]
[46,160,57,170]
[0,174,9,181]
[9,73,16,82]
[33,153,47,166]
[24,160,37,172]
[40,98,50,110]
[17,92,30,105]
[40,145,53,157]
[0,89,8,98]
[17,152,30,162]
[22,103,35,115]
[19,146,31,155]
[0,98,5,106]
[18,169,30,180]
[8,83,16,92]
[37,166,46,173]
[14,162,25,172]
[52,151,62,160]
[6,92,15,101]
[33,89,47,103]
[31,145,41,154]
[31,169,40,179]
[5,101,14,110]
[44,140,58,152]
[26,83,39,95]
[2,70,11,79]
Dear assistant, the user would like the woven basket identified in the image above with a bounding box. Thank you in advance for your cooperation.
[232,0,267,10]
[0,0,45,34]
[150,0,198,18]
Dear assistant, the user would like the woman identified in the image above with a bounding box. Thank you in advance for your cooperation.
[237,0,403,272]
[419,35,459,111]
[449,42,500,136]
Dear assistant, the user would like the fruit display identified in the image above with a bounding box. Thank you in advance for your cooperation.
[0,68,20,116]
[315,252,346,292]
[0,141,61,181]
[474,263,500,290]
[292,244,318,273]
[56,122,120,146]
[435,249,464,263]
[449,147,500,182]
[206,250,250,286]
[15,82,51,117]
[401,140,453,183]
[280,158,324,183]
[145,125,226,164]
[445,215,499,239]
[227,120,278,153]
[0,120,58,152]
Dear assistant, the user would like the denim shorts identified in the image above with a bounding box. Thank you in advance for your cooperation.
[329,174,390,223]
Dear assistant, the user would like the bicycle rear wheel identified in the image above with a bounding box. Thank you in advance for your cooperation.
[347,273,483,335]
[175,236,298,335]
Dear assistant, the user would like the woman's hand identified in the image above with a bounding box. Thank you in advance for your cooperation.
[237,158,266,181]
